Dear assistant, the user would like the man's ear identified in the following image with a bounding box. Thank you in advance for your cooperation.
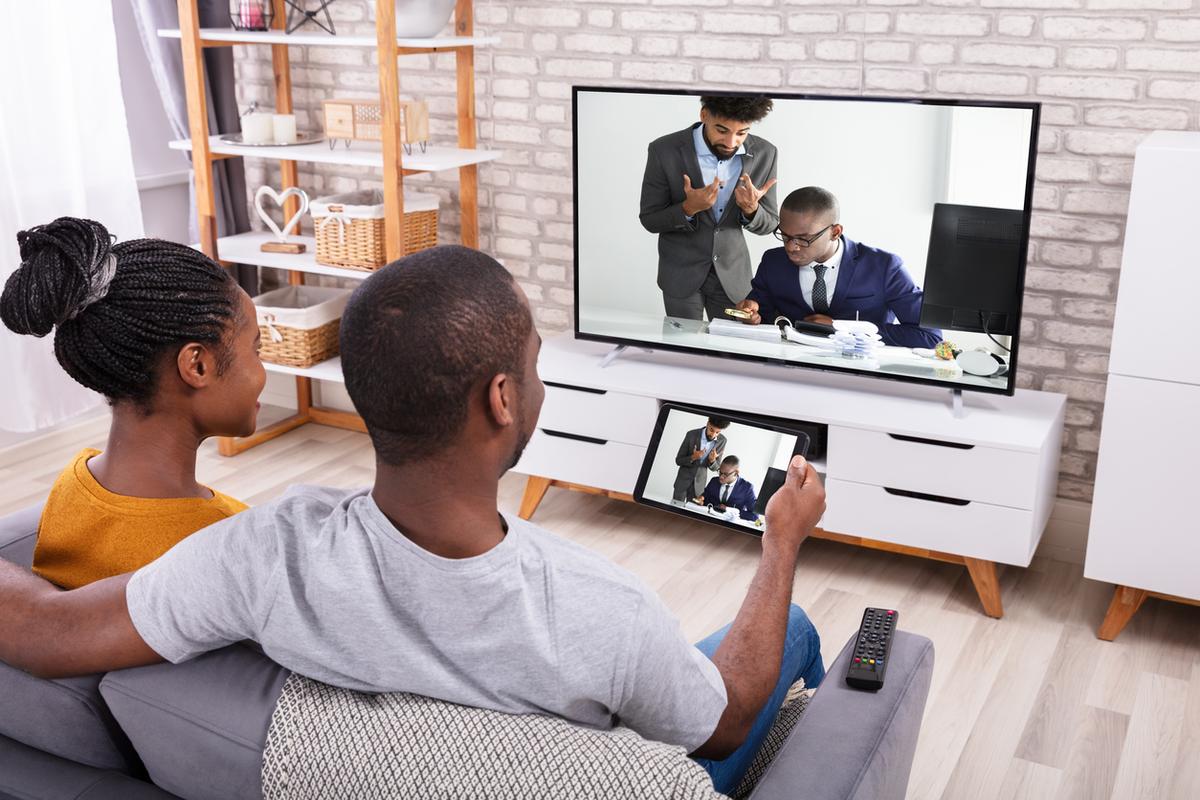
[486,372,516,428]
[175,343,218,390]
[831,223,844,241]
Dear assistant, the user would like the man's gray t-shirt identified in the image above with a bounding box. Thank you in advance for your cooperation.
[126,486,727,751]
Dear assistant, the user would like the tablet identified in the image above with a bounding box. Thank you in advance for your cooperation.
[633,403,811,537]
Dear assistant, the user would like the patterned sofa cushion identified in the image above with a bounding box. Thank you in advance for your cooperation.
[261,674,724,800]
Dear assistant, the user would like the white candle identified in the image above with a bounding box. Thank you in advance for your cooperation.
[241,112,274,144]
[272,114,297,144]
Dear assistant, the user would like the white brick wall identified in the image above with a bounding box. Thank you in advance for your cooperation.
[233,0,1200,504]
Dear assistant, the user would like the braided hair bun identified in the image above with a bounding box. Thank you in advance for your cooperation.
[1,217,241,407]
[2,217,115,336]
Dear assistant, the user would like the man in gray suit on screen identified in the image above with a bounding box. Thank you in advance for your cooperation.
[672,417,730,504]
[640,96,779,322]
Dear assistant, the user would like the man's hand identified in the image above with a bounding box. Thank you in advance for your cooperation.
[682,174,720,217]
[734,174,777,216]
[692,496,704,506]
[708,448,722,465]
[804,313,834,326]
[762,455,825,556]
[736,299,761,325]
[691,447,705,461]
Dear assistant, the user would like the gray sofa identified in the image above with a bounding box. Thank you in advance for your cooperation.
[0,503,934,800]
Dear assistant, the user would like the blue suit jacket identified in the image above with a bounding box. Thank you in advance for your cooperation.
[745,238,942,348]
[702,477,758,520]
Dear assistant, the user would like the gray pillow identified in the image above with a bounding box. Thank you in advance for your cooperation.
[100,644,290,800]
[0,503,141,773]
[0,662,142,772]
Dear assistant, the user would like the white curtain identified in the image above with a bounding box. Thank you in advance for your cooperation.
[0,2,144,432]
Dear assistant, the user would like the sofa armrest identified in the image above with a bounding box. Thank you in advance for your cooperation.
[0,503,42,570]
[748,630,934,800]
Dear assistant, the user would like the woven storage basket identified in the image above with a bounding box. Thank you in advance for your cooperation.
[310,189,438,271]
[253,286,351,368]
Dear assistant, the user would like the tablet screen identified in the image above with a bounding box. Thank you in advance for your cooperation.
[634,404,811,537]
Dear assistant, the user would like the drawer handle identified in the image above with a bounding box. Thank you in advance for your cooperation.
[542,429,608,446]
[544,381,607,396]
[887,433,975,450]
[883,487,970,506]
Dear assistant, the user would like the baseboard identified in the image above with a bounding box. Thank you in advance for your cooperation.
[0,408,110,463]
[1037,498,1092,565]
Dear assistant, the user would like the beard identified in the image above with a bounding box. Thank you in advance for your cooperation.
[505,405,532,473]
[702,129,736,159]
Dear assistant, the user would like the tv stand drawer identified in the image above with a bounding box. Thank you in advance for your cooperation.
[514,429,645,495]
[539,383,658,446]
[821,478,1037,566]
[826,426,1039,509]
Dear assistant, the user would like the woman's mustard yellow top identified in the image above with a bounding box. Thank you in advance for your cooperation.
[32,448,247,589]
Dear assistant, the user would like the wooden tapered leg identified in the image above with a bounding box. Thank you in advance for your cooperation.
[519,476,553,520]
[963,557,1004,618]
[1097,585,1149,641]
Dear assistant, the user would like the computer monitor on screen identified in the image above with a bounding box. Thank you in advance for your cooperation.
[919,203,1025,337]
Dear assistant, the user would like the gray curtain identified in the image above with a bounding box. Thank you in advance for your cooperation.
[129,0,257,294]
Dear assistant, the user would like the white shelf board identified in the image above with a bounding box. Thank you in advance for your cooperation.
[263,356,344,383]
[170,135,500,172]
[207,233,371,281]
[157,28,499,49]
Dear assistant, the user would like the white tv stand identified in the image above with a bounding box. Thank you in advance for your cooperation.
[514,335,1066,618]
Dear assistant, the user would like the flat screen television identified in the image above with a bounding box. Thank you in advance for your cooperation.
[572,87,1040,396]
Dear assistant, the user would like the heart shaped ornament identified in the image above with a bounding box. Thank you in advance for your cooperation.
[255,186,310,241]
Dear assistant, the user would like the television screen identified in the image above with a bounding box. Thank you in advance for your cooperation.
[573,87,1039,395]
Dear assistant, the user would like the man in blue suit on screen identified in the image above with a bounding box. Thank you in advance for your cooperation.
[695,456,759,521]
[734,186,942,348]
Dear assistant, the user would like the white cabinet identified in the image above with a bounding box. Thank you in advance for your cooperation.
[1086,375,1200,599]
[1106,132,1200,387]
[1085,132,1200,639]
[515,335,1065,618]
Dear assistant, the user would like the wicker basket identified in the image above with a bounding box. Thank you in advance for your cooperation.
[310,189,438,271]
[253,286,351,368]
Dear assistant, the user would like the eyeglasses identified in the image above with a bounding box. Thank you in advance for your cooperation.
[773,224,835,247]
[719,470,738,478]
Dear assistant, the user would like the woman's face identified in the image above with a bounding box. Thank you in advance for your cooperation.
[204,289,266,438]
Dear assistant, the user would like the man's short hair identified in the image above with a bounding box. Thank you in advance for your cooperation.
[700,95,774,124]
[721,455,739,468]
[781,186,840,222]
[340,245,532,467]
[708,417,731,429]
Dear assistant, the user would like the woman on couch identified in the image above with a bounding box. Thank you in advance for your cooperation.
[1,217,264,588]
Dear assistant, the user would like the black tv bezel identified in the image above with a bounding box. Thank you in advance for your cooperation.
[570,85,1041,398]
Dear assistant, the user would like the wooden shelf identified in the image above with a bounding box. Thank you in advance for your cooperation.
[206,233,372,281]
[170,135,501,172]
[263,356,344,383]
[174,0,485,456]
[157,27,499,51]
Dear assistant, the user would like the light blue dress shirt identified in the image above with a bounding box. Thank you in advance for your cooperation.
[691,124,745,223]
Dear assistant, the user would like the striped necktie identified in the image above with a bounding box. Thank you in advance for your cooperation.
[812,264,829,315]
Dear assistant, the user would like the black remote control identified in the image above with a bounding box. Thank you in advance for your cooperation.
[845,607,898,691]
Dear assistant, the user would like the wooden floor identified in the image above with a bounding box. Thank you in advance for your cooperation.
[2,413,1197,800]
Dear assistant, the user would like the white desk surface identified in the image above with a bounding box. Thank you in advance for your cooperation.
[540,333,1065,454]
[580,310,1006,391]
[660,497,764,532]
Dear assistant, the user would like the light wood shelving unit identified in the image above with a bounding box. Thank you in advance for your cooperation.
[169,0,497,455]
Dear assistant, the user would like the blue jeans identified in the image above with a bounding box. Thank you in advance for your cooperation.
[692,604,825,796]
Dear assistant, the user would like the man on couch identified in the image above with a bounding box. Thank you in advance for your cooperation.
[0,245,826,795]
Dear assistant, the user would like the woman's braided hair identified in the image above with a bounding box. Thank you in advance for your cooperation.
[1,217,241,408]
